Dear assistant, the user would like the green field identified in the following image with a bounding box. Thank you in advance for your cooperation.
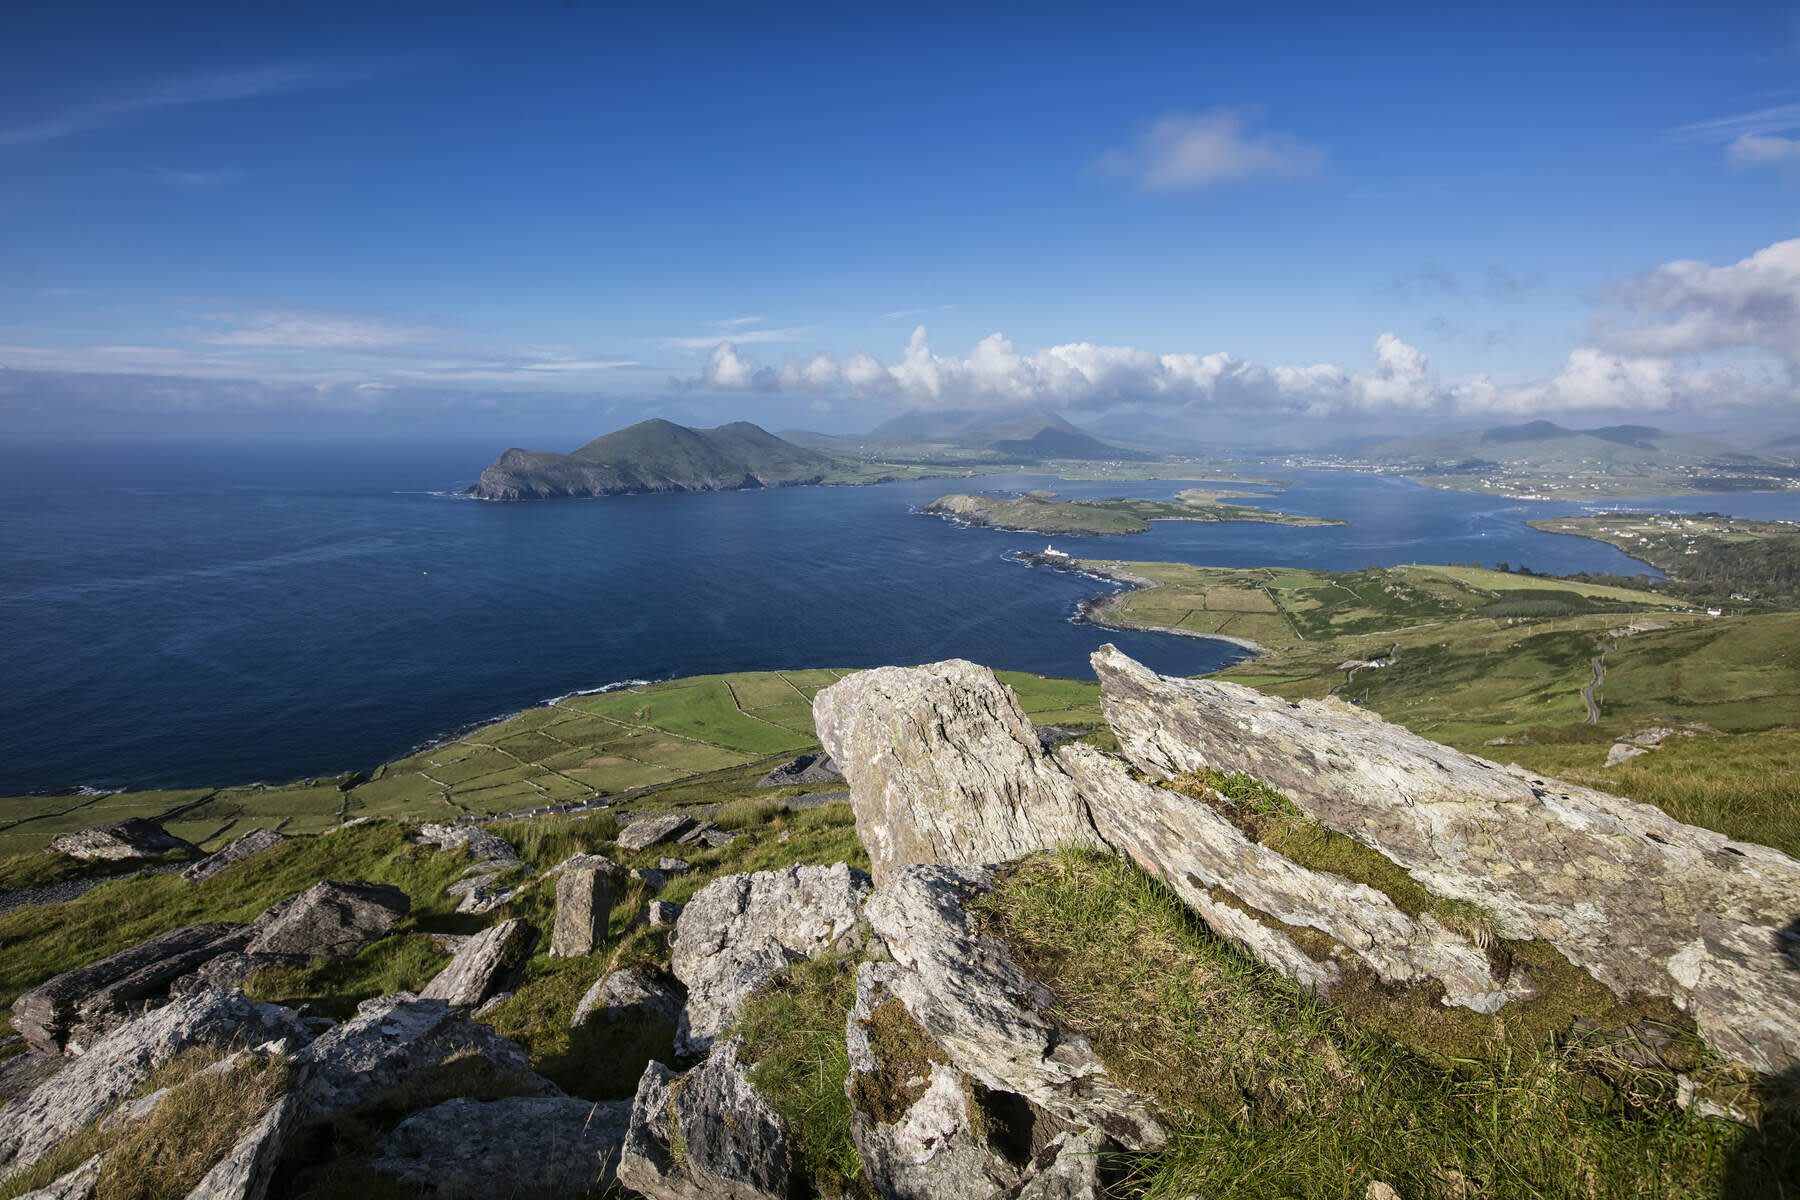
[924,490,1344,536]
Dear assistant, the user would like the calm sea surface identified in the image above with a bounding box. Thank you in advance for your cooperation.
[5,439,1799,794]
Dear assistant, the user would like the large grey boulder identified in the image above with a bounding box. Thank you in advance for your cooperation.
[572,968,684,1029]
[757,751,844,788]
[550,866,613,957]
[1090,643,1800,1076]
[245,881,409,960]
[413,823,521,868]
[371,1096,632,1198]
[846,961,1027,1199]
[865,864,1165,1152]
[182,829,287,884]
[670,864,871,1056]
[1057,741,1529,1013]
[813,660,1102,885]
[617,814,700,853]
[12,923,253,1054]
[992,1129,1115,1200]
[295,993,555,1119]
[0,990,310,1182]
[419,919,535,1008]
[47,819,195,862]
[617,1039,790,1200]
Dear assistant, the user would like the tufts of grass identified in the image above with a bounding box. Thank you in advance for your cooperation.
[242,934,451,1021]
[711,797,792,831]
[973,848,1791,1200]
[733,955,873,1199]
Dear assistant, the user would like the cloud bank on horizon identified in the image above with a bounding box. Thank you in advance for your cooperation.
[688,237,1800,421]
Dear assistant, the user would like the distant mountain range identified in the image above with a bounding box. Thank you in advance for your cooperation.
[467,419,843,500]
[787,406,1150,462]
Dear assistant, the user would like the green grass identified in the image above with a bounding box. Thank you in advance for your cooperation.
[973,849,1792,1200]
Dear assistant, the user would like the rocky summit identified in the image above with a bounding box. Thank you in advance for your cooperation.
[1,644,1796,1198]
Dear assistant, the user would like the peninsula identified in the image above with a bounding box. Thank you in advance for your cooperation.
[922,486,1345,535]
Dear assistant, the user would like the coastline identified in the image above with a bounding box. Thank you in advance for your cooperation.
[1011,551,1268,659]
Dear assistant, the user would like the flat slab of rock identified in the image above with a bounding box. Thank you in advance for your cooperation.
[12,923,252,1053]
[372,1096,631,1198]
[420,919,535,1008]
[247,881,409,960]
[617,814,699,853]
[571,968,684,1029]
[757,751,845,787]
[1090,643,1800,1076]
[550,867,612,958]
[183,1088,303,1200]
[183,829,288,884]
[865,864,1165,1151]
[47,818,195,862]
[413,823,521,867]
[618,1039,790,1200]
[296,993,555,1119]
[814,660,1102,885]
[670,863,870,1056]
[0,989,310,1182]
[1058,741,1526,1013]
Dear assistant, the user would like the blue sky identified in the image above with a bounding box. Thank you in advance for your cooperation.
[4,0,1800,441]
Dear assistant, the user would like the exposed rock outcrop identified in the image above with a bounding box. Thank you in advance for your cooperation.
[182,829,287,884]
[13,1153,102,1199]
[618,814,700,853]
[864,864,1165,1151]
[1090,643,1800,1075]
[371,1096,632,1198]
[419,919,535,1008]
[245,881,409,960]
[1058,741,1529,1013]
[0,990,311,1181]
[618,1039,791,1200]
[814,660,1101,885]
[182,1087,303,1200]
[47,819,195,863]
[757,751,845,788]
[412,824,522,869]
[12,923,253,1054]
[550,865,612,958]
[671,864,871,1056]
[572,968,684,1029]
[295,992,554,1119]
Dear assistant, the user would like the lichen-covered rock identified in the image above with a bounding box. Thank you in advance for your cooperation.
[1058,742,1528,1013]
[550,867,612,958]
[12,1153,101,1199]
[617,1039,790,1200]
[865,864,1165,1151]
[1091,643,1800,1075]
[813,659,1101,885]
[992,1129,1115,1200]
[245,881,409,960]
[444,871,520,916]
[46,819,195,863]
[0,990,310,1182]
[182,829,287,884]
[645,900,683,928]
[670,864,870,1056]
[419,920,535,1008]
[295,993,555,1119]
[846,961,1026,1199]
[571,968,684,1029]
[413,824,521,868]
[12,923,253,1054]
[371,1096,632,1198]
[617,814,699,853]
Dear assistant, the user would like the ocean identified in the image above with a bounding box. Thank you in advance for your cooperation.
[5,438,1795,795]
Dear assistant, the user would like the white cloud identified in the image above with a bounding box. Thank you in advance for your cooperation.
[717,316,764,328]
[661,326,809,349]
[199,309,448,352]
[1593,237,1800,365]
[1728,133,1800,167]
[1096,109,1324,190]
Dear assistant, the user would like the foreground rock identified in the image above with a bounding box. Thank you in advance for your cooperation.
[296,992,555,1118]
[0,990,310,1181]
[572,968,684,1029]
[12,923,252,1054]
[412,823,522,868]
[550,864,612,957]
[1058,741,1527,1012]
[814,660,1101,885]
[865,864,1165,1151]
[617,814,700,853]
[757,751,845,787]
[1091,643,1800,1075]
[246,881,410,960]
[183,1087,304,1200]
[420,919,535,1008]
[182,828,288,884]
[671,864,871,1056]
[372,1096,632,1198]
[618,1039,791,1200]
[47,819,195,862]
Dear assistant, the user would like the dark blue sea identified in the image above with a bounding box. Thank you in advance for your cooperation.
[6,439,1798,794]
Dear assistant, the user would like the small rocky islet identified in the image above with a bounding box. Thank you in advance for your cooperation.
[0,646,1795,1198]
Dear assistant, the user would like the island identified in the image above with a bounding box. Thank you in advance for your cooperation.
[921,486,1345,535]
